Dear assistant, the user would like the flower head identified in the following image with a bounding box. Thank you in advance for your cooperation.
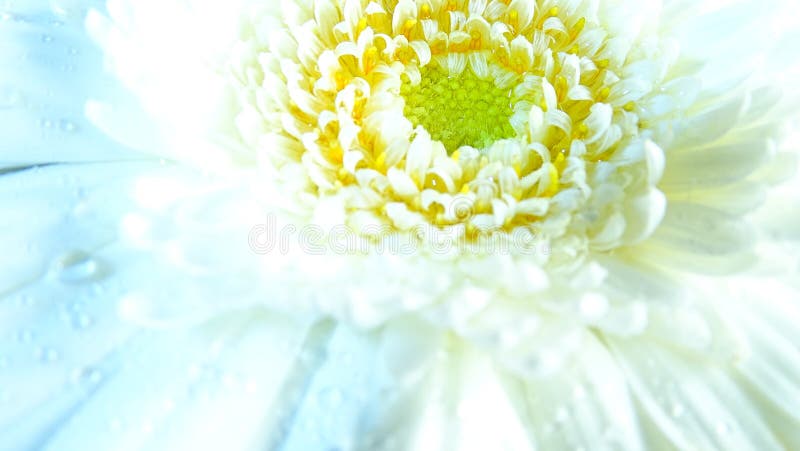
[2,0,800,449]
[229,0,670,251]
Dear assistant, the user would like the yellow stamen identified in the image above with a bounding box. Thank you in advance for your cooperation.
[570,17,586,40]
[374,152,387,171]
[469,31,483,50]
[363,46,380,74]
[402,18,418,38]
[420,4,431,19]
[554,151,567,172]
[554,75,568,102]
[508,9,519,28]
[430,39,447,55]
[573,123,589,139]
[357,17,368,36]
[543,164,560,197]
[329,144,344,163]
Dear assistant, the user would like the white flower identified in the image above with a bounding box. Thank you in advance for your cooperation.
[2,0,800,449]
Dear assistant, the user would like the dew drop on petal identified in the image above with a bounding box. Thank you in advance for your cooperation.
[14,294,33,307]
[15,329,34,343]
[51,250,105,284]
[0,85,22,109]
[71,312,93,330]
[50,0,84,18]
[71,366,103,386]
[58,119,77,133]
[35,346,60,363]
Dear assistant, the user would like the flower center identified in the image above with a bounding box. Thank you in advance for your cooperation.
[401,66,515,153]
[229,0,672,250]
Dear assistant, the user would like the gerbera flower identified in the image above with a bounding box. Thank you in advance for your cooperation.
[2,0,800,449]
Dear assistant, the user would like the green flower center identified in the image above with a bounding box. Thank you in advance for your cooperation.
[401,66,515,153]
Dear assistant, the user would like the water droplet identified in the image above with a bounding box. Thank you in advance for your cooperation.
[15,329,34,343]
[50,0,87,20]
[72,367,103,385]
[92,283,107,296]
[35,346,60,363]
[14,294,33,307]
[0,86,22,109]
[670,402,684,418]
[58,119,77,133]
[41,34,53,43]
[41,118,54,129]
[71,312,93,330]
[51,250,105,284]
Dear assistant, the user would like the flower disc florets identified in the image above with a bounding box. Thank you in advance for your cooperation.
[230,0,673,260]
